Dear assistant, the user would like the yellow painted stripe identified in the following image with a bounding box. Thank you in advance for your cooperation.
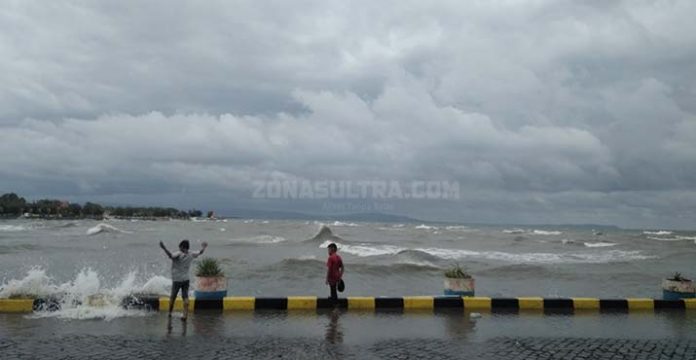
[287,296,317,310]
[403,296,434,309]
[463,297,491,309]
[518,297,544,310]
[348,297,375,309]
[572,298,600,310]
[223,297,255,310]
[159,297,194,311]
[684,299,696,309]
[627,298,654,310]
[0,299,34,313]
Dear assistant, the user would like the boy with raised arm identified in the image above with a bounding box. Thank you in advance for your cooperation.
[159,239,207,320]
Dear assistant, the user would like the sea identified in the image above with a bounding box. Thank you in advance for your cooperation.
[1,218,694,320]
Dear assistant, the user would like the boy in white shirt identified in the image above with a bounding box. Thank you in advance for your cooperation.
[159,239,207,320]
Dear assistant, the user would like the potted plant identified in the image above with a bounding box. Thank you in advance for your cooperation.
[194,258,227,300]
[662,272,695,300]
[444,264,475,296]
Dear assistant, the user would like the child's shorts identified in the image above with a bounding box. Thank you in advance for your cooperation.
[171,280,190,299]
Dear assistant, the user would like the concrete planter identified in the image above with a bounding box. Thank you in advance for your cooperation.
[662,279,695,300]
[194,276,227,300]
[444,277,475,296]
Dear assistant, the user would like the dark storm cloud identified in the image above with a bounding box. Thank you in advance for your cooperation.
[1,0,695,228]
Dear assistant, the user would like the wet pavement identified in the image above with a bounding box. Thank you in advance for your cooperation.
[3,310,696,359]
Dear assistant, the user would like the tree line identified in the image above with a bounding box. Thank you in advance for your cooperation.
[0,193,204,219]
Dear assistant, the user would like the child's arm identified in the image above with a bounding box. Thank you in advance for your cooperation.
[159,241,174,259]
[194,241,208,257]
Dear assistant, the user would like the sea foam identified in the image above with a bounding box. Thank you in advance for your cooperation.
[319,242,652,264]
[0,268,170,320]
[0,225,27,232]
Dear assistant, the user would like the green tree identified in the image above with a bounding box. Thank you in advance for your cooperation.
[0,193,27,215]
[83,202,104,217]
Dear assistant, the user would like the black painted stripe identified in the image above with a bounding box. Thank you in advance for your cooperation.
[654,299,685,310]
[33,298,61,311]
[255,298,288,310]
[317,298,348,309]
[194,299,223,310]
[492,298,519,309]
[141,297,160,311]
[375,297,404,309]
[599,299,628,310]
[543,298,574,309]
[434,296,463,308]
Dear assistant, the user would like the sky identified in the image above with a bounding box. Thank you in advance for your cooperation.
[1,1,695,229]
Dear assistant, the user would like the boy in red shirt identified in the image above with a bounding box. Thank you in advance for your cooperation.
[325,243,344,302]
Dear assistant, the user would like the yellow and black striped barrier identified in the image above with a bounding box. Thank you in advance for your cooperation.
[2,297,696,313]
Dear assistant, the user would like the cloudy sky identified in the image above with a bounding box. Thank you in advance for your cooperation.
[1,1,695,228]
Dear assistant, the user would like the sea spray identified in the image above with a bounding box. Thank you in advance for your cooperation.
[0,268,171,320]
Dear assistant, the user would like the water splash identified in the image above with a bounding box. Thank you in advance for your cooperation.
[0,268,171,320]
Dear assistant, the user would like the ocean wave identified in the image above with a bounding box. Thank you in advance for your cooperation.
[532,230,563,236]
[644,230,672,235]
[330,221,360,227]
[444,225,474,231]
[0,224,27,232]
[647,236,692,242]
[395,249,443,264]
[308,225,343,242]
[561,239,579,245]
[417,247,652,264]
[0,243,41,254]
[320,240,404,257]
[502,228,525,234]
[86,223,130,236]
[321,242,652,264]
[55,222,80,228]
[583,242,617,248]
[414,224,438,230]
[265,256,440,277]
[228,235,286,245]
[480,264,552,277]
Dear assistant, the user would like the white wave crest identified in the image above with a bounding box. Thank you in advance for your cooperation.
[444,225,475,231]
[647,236,688,242]
[415,224,438,230]
[502,228,525,234]
[532,230,562,236]
[319,240,405,257]
[415,247,651,264]
[0,224,27,232]
[318,242,652,264]
[583,242,617,248]
[643,230,673,235]
[86,223,130,236]
[229,235,286,244]
[331,221,359,227]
